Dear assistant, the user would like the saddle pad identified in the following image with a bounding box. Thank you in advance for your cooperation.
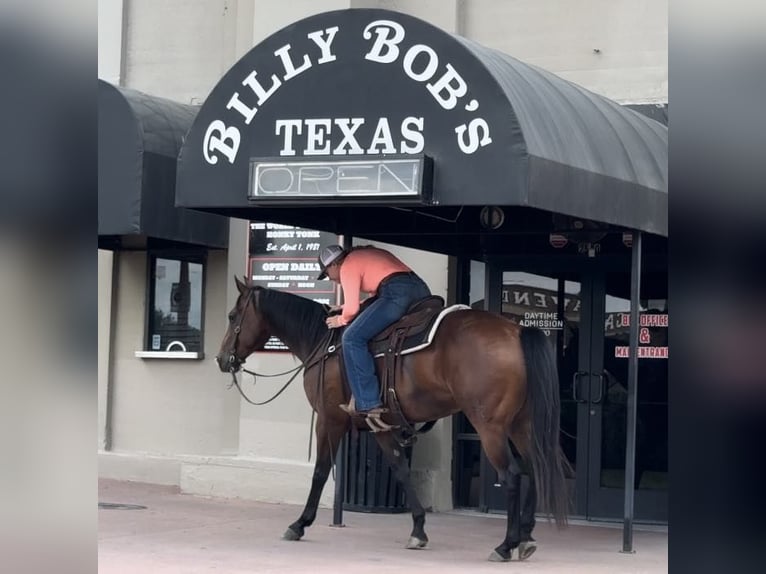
[372,304,470,358]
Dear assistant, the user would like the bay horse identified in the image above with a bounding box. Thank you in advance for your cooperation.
[215,278,570,562]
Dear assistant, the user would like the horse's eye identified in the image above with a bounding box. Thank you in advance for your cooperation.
[228,313,236,322]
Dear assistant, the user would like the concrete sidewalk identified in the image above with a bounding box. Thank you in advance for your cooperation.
[98,479,667,573]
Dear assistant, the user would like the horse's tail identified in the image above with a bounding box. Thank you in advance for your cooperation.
[519,326,571,528]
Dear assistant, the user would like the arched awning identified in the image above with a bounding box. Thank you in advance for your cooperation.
[98,80,228,249]
[176,9,666,237]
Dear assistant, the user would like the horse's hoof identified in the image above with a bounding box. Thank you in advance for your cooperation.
[405,536,428,549]
[488,550,511,562]
[517,541,537,560]
[282,527,302,541]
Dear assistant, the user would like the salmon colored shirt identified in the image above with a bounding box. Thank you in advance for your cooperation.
[338,248,412,325]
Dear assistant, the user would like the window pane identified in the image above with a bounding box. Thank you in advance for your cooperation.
[148,257,203,352]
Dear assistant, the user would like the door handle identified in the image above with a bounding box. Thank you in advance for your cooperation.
[591,372,606,404]
[571,371,588,403]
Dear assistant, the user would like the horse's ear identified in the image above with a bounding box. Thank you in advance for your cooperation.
[234,275,247,294]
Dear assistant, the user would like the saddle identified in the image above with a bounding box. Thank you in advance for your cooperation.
[334,295,445,442]
[367,295,445,356]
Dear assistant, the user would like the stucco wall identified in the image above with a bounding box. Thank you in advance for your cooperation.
[106,250,238,456]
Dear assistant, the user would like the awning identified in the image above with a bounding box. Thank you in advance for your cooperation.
[98,80,228,249]
[175,8,666,241]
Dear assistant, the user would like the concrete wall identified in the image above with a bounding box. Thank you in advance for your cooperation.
[459,0,667,103]
[100,250,238,459]
[98,0,124,84]
[98,249,114,450]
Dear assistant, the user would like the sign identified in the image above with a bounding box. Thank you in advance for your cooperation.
[249,156,430,200]
[614,313,668,359]
[249,222,339,351]
[176,10,521,210]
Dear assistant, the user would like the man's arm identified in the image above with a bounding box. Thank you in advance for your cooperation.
[338,265,361,326]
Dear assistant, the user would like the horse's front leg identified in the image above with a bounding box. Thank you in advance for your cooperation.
[373,432,429,549]
[283,415,348,541]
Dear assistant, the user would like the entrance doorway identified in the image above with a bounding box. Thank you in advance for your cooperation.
[453,265,668,523]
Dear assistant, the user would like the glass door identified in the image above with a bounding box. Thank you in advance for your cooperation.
[454,265,668,523]
[584,272,668,522]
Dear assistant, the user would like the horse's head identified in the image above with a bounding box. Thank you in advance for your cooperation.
[215,277,272,373]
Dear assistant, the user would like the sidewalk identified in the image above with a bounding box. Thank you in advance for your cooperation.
[98,479,667,573]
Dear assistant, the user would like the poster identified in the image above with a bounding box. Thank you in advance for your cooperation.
[249,222,340,351]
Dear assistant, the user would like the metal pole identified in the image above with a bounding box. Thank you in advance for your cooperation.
[331,233,354,527]
[622,231,642,553]
[331,433,346,527]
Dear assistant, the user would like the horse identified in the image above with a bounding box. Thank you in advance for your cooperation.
[215,277,570,562]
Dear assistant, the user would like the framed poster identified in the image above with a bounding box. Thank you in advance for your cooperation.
[248,222,340,351]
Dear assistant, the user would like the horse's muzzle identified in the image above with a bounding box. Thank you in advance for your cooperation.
[215,353,241,373]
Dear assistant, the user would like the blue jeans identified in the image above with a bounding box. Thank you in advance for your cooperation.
[341,274,431,411]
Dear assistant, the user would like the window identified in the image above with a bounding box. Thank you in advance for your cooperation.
[143,253,205,357]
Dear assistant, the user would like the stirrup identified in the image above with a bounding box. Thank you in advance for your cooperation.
[338,396,357,415]
[365,410,398,433]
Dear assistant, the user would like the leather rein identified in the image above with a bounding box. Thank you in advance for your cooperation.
[225,288,335,407]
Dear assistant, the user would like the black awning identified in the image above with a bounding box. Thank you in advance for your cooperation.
[175,8,666,236]
[98,80,228,249]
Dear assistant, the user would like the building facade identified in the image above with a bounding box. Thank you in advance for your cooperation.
[98,0,667,519]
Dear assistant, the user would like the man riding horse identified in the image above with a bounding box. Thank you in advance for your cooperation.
[318,244,431,426]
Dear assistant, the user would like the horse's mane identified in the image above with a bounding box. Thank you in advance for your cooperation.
[257,288,328,359]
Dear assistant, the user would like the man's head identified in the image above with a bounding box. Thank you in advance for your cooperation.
[316,244,346,281]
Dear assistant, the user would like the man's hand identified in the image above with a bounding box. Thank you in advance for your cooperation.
[325,315,344,329]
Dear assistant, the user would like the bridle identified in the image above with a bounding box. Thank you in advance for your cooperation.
[223,287,336,406]
[223,287,257,373]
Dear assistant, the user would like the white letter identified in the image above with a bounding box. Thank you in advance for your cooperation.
[363,20,405,64]
[333,118,365,155]
[400,117,424,154]
[427,64,468,110]
[304,119,331,155]
[274,44,312,81]
[307,26,339,64]
[275,119,303,156]
[226,92,257,125]
[242,70,281,105]
[403,45,438,82]
[366,118,397,155]
[455,118,493,154]
[203,120,241,165]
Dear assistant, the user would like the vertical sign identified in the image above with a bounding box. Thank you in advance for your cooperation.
[249,222,339,351]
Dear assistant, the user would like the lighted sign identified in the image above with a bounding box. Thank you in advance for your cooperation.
[249,156,431,201]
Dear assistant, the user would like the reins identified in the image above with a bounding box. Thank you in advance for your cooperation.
[227,329,334,406]
[226,288,339,460]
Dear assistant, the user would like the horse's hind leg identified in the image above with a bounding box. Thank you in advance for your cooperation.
[284,416,347,541]
[478,427,523,562]
[512,428,538,559]
[373,432,428,549]
[518,471,538,560]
